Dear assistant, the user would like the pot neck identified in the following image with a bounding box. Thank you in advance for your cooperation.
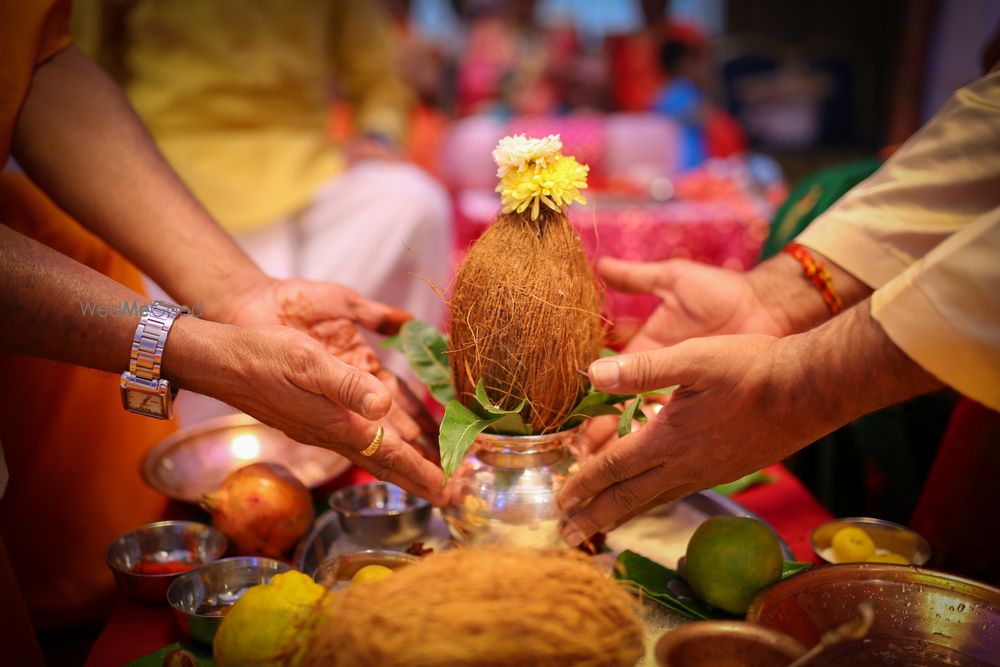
[474,430,576,468]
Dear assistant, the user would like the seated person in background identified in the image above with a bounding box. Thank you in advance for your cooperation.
[652,24,709,170]
[72,0,453,413]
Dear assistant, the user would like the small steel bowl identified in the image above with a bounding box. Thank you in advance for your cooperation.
[810,517,931,565]
[747,564,1000,665]
[166,556,292,644]
[328,482,432,546]
[105,521,227,603]
[313,549,419,588]
[655,621,807,667]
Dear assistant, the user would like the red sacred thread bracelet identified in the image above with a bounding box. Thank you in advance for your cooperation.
[782,242,845,316]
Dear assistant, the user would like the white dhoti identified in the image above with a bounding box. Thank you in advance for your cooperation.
[163,161,453,426]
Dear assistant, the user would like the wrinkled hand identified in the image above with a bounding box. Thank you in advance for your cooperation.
[559,334,816,546]
[579,257,790,455]
[179,320,447,503]
[600,257,785,352]
[218,278,429,447]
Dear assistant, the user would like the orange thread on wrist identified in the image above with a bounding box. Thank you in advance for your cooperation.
[782,242,845,316]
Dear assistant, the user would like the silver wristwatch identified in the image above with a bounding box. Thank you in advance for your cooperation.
[120,301,187,419]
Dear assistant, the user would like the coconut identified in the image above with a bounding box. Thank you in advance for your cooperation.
[449,136,604,433]
[301,547,644,667]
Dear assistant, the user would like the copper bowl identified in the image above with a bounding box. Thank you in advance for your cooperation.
[747,564,1000,666]
[142,414,351,502]
[811,517,931,565]
[654,621,806,667]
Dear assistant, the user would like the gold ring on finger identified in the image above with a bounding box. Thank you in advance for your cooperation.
[360,425,384,457]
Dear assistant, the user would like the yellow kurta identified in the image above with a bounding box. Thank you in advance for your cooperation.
[798,67,1000,410]
[72,0,413,233]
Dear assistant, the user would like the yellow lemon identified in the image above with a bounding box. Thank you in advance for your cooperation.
[831,526,876,562]
[214,571,326,667]
[684,516,784,615]
[351,564,394,585]
[866,551,910,565]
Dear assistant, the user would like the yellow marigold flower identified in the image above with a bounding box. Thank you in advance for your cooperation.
[493,135,589,220]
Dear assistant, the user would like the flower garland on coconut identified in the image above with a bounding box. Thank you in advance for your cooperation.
[443,135,604,470]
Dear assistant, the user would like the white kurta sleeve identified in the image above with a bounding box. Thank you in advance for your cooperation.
[795,68,1000,408]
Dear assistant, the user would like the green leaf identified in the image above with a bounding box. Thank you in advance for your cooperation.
[438,400,502,480]
[379,333,402,351]
[617,395,645,437]
[599,347,618,358]
[712,470,775,497]
[642,384,679,397]
[398,320,454,406]
[561,388,631,429]
[781,560,812,578]
[471,380,530,435]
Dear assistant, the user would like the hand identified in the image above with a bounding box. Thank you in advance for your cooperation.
[599,257,787,353]
[558,334,816,546]
[167,319,447,503]
[217,278,428,446]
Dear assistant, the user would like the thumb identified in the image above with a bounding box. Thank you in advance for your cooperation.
[588,341,705,394]
[598,257,677,295]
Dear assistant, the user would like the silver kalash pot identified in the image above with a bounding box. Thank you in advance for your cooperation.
[442,428,580,548]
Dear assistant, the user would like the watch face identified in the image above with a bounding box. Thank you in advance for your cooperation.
[125,389,165,417]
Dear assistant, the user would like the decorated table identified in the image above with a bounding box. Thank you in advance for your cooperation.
[84,464,831,666]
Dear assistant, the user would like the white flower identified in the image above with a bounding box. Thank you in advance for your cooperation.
[492,134,563,178]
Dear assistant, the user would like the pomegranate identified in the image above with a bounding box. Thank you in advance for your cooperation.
[200,462,314,558]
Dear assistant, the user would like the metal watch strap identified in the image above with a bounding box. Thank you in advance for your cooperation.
[129,301,186,384]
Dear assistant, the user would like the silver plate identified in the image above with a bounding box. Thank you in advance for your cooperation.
[142,414,352,503]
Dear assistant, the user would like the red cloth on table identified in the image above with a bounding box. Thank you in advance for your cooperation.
[84,464,829,666]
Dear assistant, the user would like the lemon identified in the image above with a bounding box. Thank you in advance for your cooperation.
[831,526,876,562]
[351,564,394,585]
[214,571,326,667]
[684,516,783,615]
[866,551,910,565]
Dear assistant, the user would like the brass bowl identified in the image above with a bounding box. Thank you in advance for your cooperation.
[654,621,806,667]
[142,413,351,502]
[747,564,1000,666]
[811,517,931,565]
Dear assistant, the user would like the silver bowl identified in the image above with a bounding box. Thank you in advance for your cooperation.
[328,482,432,546]
[166,556,292,644]
[105,521,227,603]
[312,549,419,588]
[811,516,932,565]
[142,413,352,503]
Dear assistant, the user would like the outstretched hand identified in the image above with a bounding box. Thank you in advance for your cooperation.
[559,334,814,546]
[218,278,428,446]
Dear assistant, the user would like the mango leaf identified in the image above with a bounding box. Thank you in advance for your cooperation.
[561,389,630,429]
[471,380,531,435]
[439,400,505,480]
[599,347,618,358]
[614,550,812,621]
[617,395,645,438]
[712,470,775,497]
[398,320,454,406]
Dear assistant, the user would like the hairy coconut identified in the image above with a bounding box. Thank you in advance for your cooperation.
[450,208,604,432]
[301,547,643,667]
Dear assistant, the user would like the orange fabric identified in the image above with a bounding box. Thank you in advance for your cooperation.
[0,0,72,164]
[1,1,174,629]
[0,173,176,628]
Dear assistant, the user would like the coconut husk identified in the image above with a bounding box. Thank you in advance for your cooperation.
[449,208,604,432]
[301,548,643,667]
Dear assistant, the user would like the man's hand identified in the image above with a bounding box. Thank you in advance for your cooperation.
[166,318,447,503]
[558,334,807,545]
[599,257,787,352]
[218,278,428,446]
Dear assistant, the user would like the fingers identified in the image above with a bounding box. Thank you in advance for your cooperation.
[299,348,392,420]
[344,429,448,504]
[598,257,677,294]
[349,292,412,336]
[588,342,701,394]
[559,426,662,512]
[561,469,693,545]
